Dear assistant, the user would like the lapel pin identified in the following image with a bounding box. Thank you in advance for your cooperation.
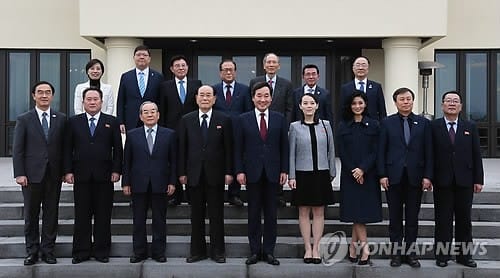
[365,122,369,126]
[105,124,111,128]
[52,114,56,118]
[216,125,222,129]
[368,84,372,89]
[413,121,418,125]
[464,131,470,135]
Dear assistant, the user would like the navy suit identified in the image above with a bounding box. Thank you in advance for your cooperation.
[431,118,484,261]
[64,113,123,259]
[235,110,289,256]
[212,81,252,198]
[123,126,177,258]
[377,113,433,254]
[292,85,333,127]
[116,68,164,131]
[249,76,294,124]
[340,80,386,121]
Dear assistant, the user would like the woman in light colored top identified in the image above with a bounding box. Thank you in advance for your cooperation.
[288,93,336,264]
[74,59,114,115]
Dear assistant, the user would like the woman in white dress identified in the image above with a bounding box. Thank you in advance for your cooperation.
[74,59,114,115]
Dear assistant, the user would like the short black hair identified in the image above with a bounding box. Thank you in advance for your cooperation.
[31,81,55,95]
[134,45,150,56]
[219,59,237,71]
[392,87,415,102]
[302,64,319,75]
[82,87,103,100]
[343,90,368,121]
[251,81,272,97]
[441,90,462,103]
[170,55,189,67]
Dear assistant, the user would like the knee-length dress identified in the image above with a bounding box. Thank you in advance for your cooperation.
[337,117,382,223]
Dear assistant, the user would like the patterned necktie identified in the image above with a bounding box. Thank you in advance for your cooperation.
[89,117,96,136]
[225,85,232,105]
[268,79,274,90]
[359,81,365,92]
[147,128,154,154]
[179,80,186,104]
[41,112,49,140]
[138,72,146,97]
[201,114,208,143]
[449,122,456,144]
[307,87,314,94]
[259,113,267,141]
[403,116,410,145]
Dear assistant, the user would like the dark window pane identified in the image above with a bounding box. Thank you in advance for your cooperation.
[301,56,326,88]
[8,53,31,121]
[233,56,256,86]
[278,56,291,81]
[478,127,489,157]
[198,56,222,86]
[40,53,61,111]
[465,53,487,122]
[435,53,457,118]
[69,53,90,116]
[497,53,500,122]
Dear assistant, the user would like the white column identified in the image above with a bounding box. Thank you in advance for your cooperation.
[104,37,143,115]
[382,37,421,114]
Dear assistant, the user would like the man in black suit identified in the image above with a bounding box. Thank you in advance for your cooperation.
[431,91,484,268]
[249,53,293,207]
[212,59,252,207]
[13,81,67,265]
[178,85,233,263]
[340,56,386,121]
[122,101,177,263]
[377,87,433,268]
[159,55,202,206]
[116,45,164,133]
[64,87,123,264]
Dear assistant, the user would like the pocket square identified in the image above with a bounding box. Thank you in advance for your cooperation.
[105,124,111,128]
[464,131,470,135]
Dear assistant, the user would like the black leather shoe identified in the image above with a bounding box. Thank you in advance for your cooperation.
[406,256,421,268]
[152,256,167,263]
[245,254,259,265]
[168,198,180,207]
[228,196,244,207]
[277,198,287,207]
[24,254,38,266]
[264,254,280,265]
[436,259,448,267]
[129,255,147,263]
[348,256,358,263]
[212,254,226,263]
[312,257,322,264]
[390,255,402,267]
[72,256,89,264]
[95,257,109,263]
[186,255,207,263]
[303,257,313,264]
[457,258,477,268]
[41,253,57,264]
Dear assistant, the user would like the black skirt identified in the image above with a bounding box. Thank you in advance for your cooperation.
[292,170,334,206]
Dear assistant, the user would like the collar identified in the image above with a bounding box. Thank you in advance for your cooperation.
[136,67,150,76]
[444,117,459,126]
[304,84,317,92]
[355,78,368,84]
[35,106,51,118]
[198,109,213,119]
[223,81,236,88]
[86,112,101,121]
[255,108,269,118]
[175,77,187,84]
[144,124,158,133]
[265,75,277,83]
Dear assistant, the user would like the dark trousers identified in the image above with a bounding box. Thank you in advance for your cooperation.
[434,183,474,261]
[385,169,423,255]
[228,180,241,198]
[247,172,278,256]
[188,171,225,257]
[131,186,167,258]
[72,179,114,258]
[22,169,62,256]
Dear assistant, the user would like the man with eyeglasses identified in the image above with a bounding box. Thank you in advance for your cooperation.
[431,91,483,268]
[340,56,386,121]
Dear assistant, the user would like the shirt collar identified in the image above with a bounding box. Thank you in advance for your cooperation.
[223,80,235,88]
[144,124,158,133]
[255,108,269,118]
[86,112,101,121]
[175,77,187,83]
[35,106,51,118]
[199,109,213,119]
[265,75,276,83]
[444,117,458,126]
[136,67,149,76]
[355,78,368,84]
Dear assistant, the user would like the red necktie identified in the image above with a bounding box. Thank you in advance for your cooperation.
[225,84,232,105]
[259,113,267,141]
[268,79,273,88]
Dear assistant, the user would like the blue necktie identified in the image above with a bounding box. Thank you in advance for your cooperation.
[138,72,145,97]
[41,112,49,140]
[359,81,365,92]
[179,80,186,104]
[201,114,208,143]
[89,117,96,136]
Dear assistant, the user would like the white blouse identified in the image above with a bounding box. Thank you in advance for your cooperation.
[74,81,114,115]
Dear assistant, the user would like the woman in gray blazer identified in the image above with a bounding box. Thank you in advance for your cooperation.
[288,93,336,264]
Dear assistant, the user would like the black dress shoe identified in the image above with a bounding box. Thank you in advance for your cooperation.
[129,255,147,263]
[405,256,421,268]
[312,258,322,264]
[277,198,287,207]
[456,258,477,268]
[41,253,57,264]
[152,256,167,263]
[24,254,38,266]
[390,255,402,267]
[436,259,448,267]
[72,256,89,264]
[186,255,207,263]
[347,256,358,263]
[228,196,244,207]
[245,254,259,265]
[358,256,370,266]
[264,254,280,265]
[212,254,226,263]
[303,257,313,264]
[168,198,180,207]
[95,257,109,263]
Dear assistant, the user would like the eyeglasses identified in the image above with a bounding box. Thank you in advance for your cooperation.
[353,63,368,69]
[443,99,461,104]
[221,68,235,72]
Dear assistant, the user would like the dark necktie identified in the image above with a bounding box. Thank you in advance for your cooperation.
[147,128,154,154]
[359,81,365,92]
[259,113,267,141]
[89,117,96,136]
[268,79,274,89]
[225,84,232,105]
[179,80,186,104]
[201,114,208,143]
[41,112,49,140]
[449,122,456,144]
[403,116,410,145]
[307,87,314,94]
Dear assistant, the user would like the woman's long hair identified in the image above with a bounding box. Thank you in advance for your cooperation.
[342,90,368,122]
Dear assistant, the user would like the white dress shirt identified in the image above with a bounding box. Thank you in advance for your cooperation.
[144,124,158,144]
[355,78,368,92]
[136,67,150,88]
[199,109,213,127]
[35,106,51,128]
[254,108,269,130]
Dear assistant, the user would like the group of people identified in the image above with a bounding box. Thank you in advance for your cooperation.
[12,46,484,270]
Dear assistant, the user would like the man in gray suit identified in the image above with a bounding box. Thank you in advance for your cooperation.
[12,81,67,265]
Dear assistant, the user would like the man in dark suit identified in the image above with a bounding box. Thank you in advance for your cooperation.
[235,81,289,266]
[431,91,484,268]
[377,87,433,268]
[340,56,386,121]
[122,101,177,263]
[249,53,293,207]
[178,85,233,263]
[212,59,252,207]
[116,45,164,133]
[64,87,123,264]
[13,81,67,265]
[292,64,333,126]
[159,55,202,206]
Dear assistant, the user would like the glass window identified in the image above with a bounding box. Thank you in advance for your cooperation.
[69,53,90,115]
[497,53,500,122]
[435,53,457,118]
[465,53,487,122]
[278,56,291,81]
[40,53,61,111]
[233,56,256,86]
[8,53,31,121]
[301,56,326,88]
[198,56,222,86]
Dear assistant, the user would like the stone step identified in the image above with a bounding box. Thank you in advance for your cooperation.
[1,203,500,221]
[1,258,499,278]
[0,219,499,238]
[0,236,499,261]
